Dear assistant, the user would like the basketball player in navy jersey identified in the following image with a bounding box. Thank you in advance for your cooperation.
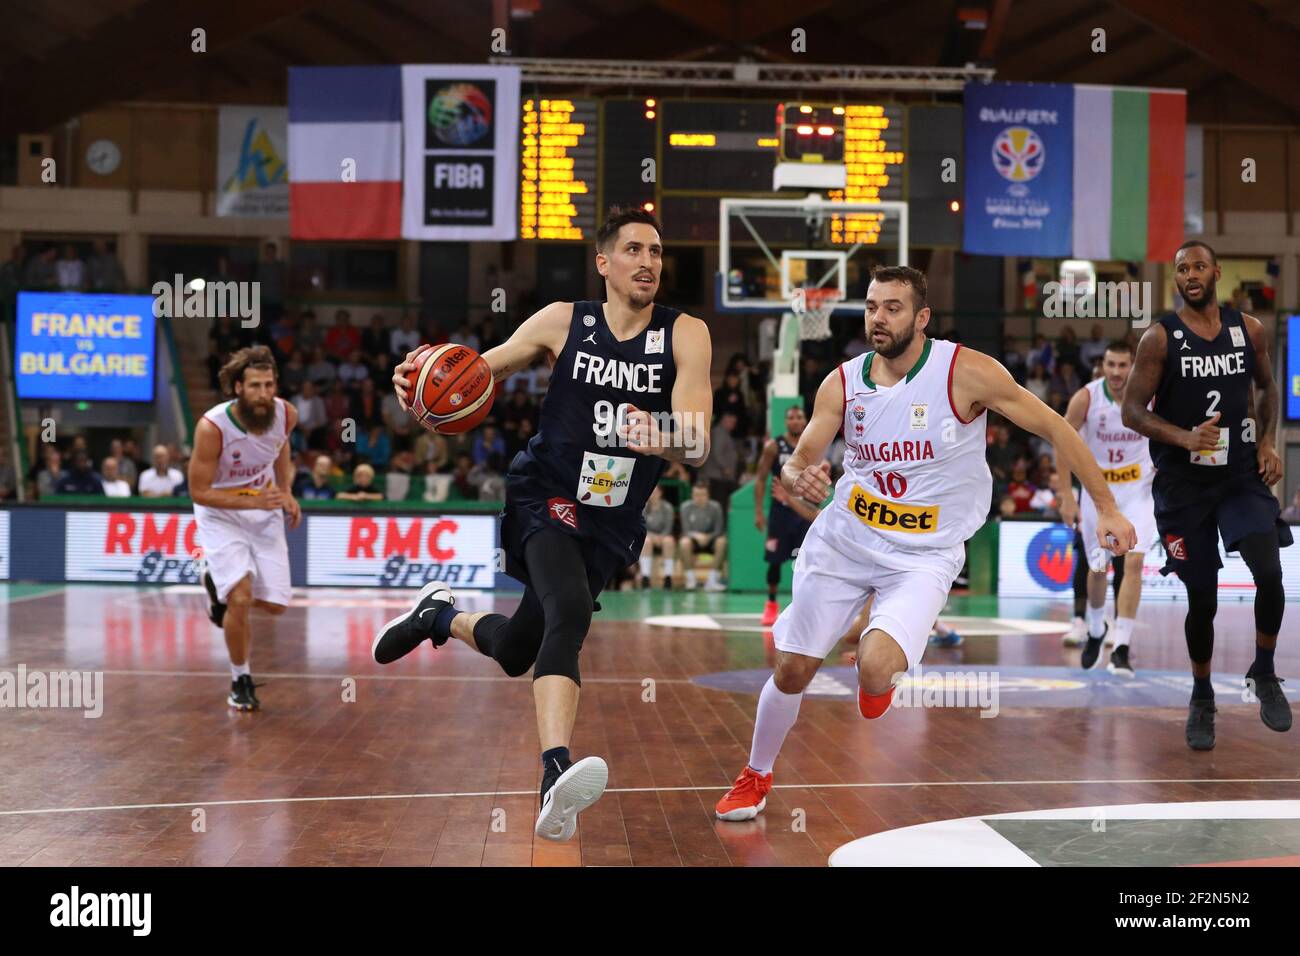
[373,207,714,840]
[754,404,819,626]
[1123,240,1291,750]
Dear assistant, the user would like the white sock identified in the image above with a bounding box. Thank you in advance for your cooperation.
[1071,615,1085,628]
[662,557,674,576]
[231,661,250,680]
[1086,606,1106,638]
[686,570,697,586]
[1112,617,1135,648]
[748,676,803,774]
[639,556,652,577]
[707,568,720,586]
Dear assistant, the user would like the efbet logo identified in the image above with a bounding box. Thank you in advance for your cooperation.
[846,485,938,533]
[1027,524,1075,590]
[1101,463,1141,483]
[992,126,1044,182]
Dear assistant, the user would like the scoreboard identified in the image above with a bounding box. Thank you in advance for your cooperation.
[517,98,909,244]
[519,98,598,240]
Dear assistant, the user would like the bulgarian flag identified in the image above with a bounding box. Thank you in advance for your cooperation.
[1072,86,1186,262]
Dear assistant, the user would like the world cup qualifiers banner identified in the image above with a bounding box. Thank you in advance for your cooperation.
[216,105,289,218]
[962,82,1073,257]
[15,292,156,402]
[401,64,520,240]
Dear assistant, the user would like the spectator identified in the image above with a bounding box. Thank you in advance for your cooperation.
[0,244,27,309]
[293,380,328,445]
[324,381,350,428]
[325,309,361,360]
[1025,364,1050,403]
[55,244,86,291]
[390,315,421,357]
[500,386,537,455]
[469,452,506,501]
[297,310,323,355]
[1056,326,1083,379]
[54,450,103,495]
[1050,361,1082,402]
[280,350,308,394]
[355,425,391,470]
[699,410,740,503]
[336,463,385,501]
[33,448,65,499]
[1029,469,1061,516]
[0,446,15,499]
[269,311,298,361]
[713,370,749,436]
[677,481,727,591]
[471,424,506,467]
[86,239,126,293]
[641,484,677,588]
[1006,459,1036,513]
[1281,489,1300,524]
[414,429,449,473]
[1079,323,1108,371]
[256,242,285,320]
[294,454,336,500]
[208,317,243,388]
[138,445,184,497]
[337,349,369,390]
[452,321,481,353]
[1026,333,1053,376]
[306,346,336,388]
[986,425,1021,485]
[122,439,145,476]
[1000,334,1027,384]
[361,314,388,356]
[23,245,57,290]
[100,457,131,497]
[450,453,475,498]
[351,376,383,430]
[107,438,136,489]
[998,495,1018,519]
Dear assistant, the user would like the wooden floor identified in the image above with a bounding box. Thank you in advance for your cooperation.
[1,583,1297,866]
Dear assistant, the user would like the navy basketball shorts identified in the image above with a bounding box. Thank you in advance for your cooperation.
[500,495,630,605]
[1153,471,1294,584]
[765,503,813,565]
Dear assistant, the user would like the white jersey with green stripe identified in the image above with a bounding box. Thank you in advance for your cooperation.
[822,337,992,558]
[201,398,288,492]
[1079,377,1153,500]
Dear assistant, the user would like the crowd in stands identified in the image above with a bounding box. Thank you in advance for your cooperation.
[16,438,187,501]
[0,241,127,308]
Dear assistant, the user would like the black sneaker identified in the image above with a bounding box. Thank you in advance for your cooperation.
[1081,623,1108,670]
[203,571,227,628]
[1186,699,1217,750]
[662,577,673,591]
[228,674,260,711]
[641,576,651,590]
[1107,644,1135,679]
[371,582,454,665]
[1246,668,1292,732]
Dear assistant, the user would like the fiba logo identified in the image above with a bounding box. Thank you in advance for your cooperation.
[428,83,492,147]
[992,127,1045,183]
[449,392,463,406]
[1026,524,1075,591]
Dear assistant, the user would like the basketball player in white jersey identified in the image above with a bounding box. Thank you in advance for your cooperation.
[1057,340,1154,677]
[188,346,300,711]
[716,266,1136,820]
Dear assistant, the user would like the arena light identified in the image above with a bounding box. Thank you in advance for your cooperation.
[645,98,656,107]
[832,106,845,115]
[187,277,205,292]
[799,105,813,113]
[817,125,834,136]
[796,124,814,135]
[949,199,961,212]
[643,201,655,212]
[645,109,656,119]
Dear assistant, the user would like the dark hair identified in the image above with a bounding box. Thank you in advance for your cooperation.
[870,265,928,312]
[218,345,277,396]
[1104,339,1133,356]
[1176,239,1217,264]
[596,205,662,253]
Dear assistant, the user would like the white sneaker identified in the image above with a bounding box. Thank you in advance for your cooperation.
[534,756,609,842]
[1062,617,1087,647]
[703,578,726,592]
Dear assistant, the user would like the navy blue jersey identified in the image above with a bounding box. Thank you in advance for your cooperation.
[768,434,797,519]
[1150,307,1257,484]
[506,300,680,563]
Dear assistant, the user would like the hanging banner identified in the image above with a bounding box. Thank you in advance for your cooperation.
[401,64,520,240]
[962,81,1073,257]
[216,106,289,218]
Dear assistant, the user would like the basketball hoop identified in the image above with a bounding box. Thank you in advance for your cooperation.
[794,287,839,341]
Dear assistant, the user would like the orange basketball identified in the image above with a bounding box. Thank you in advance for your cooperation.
[406,343,495,434]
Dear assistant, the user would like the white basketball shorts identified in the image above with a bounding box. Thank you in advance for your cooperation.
[1080,485,1156,573]
[194,505,291,607]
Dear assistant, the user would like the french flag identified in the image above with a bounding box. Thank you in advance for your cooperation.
[288,66,402,239]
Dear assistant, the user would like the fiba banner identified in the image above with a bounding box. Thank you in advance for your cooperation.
[998,521,1300,602]
[0,511,9,580]
[307,514,497,588]
[963,82,1073,257]
[15,292,156,402]
[65,512,204,584]
[401,64,520,240]
[216,106,289,217]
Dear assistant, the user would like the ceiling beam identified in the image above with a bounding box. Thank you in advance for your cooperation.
[978,0,1014,61]
[1110,0,1300,115]
[651,0,837,45]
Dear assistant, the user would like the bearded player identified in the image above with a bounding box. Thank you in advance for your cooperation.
[1123,240,1291,750]
[1058,339,1153,678]
[372,207,714,841]
[716,266,1135,820]
[189,346,301,711]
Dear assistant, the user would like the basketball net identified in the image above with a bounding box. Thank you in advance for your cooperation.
[794,286,839,341]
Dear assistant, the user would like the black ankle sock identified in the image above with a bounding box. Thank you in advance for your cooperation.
[540,747,571,800]
[432,605,459,641]
[1191,675,1214,701]
[1251,645,1275,677]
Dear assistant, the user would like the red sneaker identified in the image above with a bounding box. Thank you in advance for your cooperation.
[715,767,773,821]
[760,600,779,627]
[858,685,895,719]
